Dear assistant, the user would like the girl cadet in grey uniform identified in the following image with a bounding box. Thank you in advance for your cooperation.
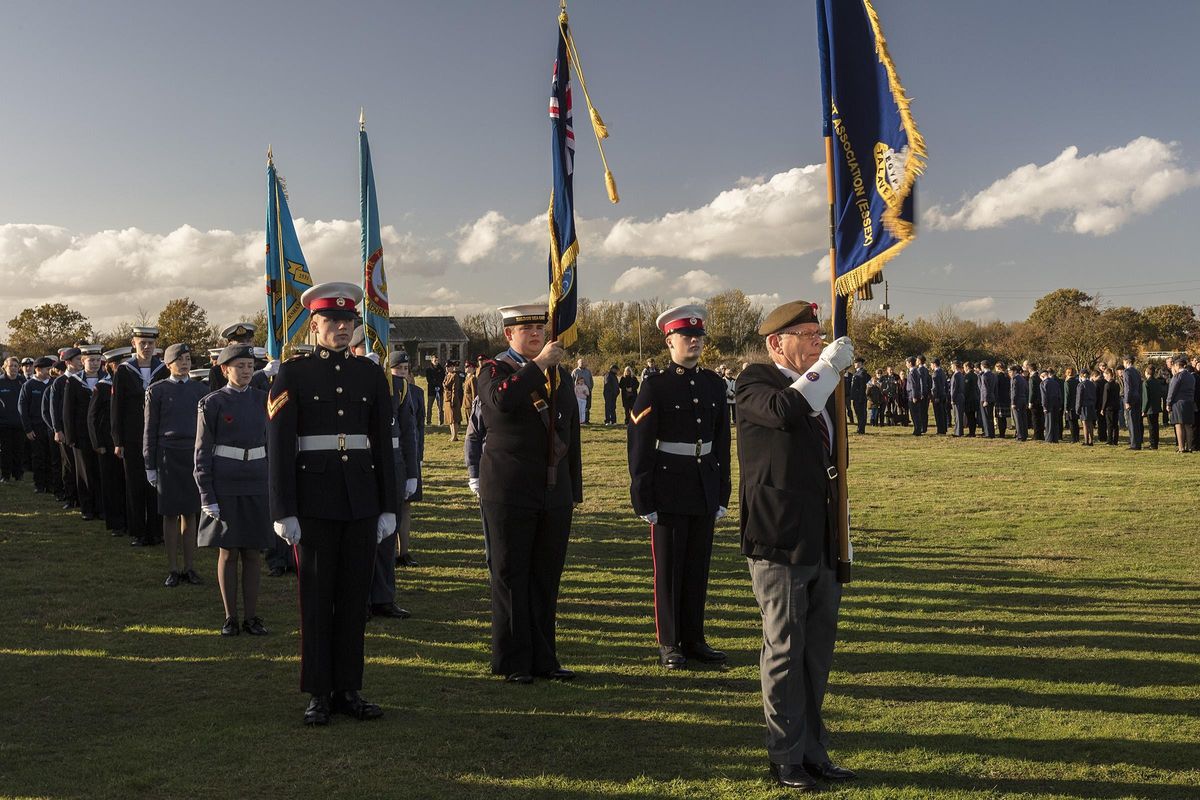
[144,343,209,587]
[195,344,273,636]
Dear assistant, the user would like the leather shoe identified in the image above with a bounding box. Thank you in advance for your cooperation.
[659,646,687,670]
[682,640,727,664]
[769,762,820,791]
[396,553,419,567]
[130,537,151,546]
[242,616,268,636]
[330,690,383,720]
[267,565,285,577]
[303,694,331,726]
[535,667,576,681]
[370,602,411,619]
[805,761,856,781]
[183,568,203,585]
[163,571,181,588]
[505,672,534,684]
[220,616,239,636]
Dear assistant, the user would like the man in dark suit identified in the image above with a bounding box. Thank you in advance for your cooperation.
[476,303,582,685]
[735,300,857,792]
[849,358,868,434]
[268,282,397,726]
[1063,367,1080,443]
[1009,364,1028,441]
[1041,367,1064,443]
[1026,361,1044,441]
[949,361,966,436]
[963,362,980,437]
[904,356,926,435]
[994,362,1011,438]
[1093,367,1109,441]
[977,359,996,438]
[930,358,949,434]
[1121,356,1144,450]
[628,305,731,670]
[1143,365,1166,449]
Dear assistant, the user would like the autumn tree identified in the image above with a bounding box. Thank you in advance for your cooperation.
[6,304,95,356]
[156,298,217,351]
[1027,289,1093,333]
[1140,304,1198,350]
[706,290,764,356]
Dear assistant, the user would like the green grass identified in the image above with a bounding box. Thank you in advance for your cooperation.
[0,424,1197,799]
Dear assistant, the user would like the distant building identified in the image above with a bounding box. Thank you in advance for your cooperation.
[389,316,468,366]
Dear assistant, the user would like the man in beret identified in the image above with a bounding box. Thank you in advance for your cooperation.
[735,300,857,792]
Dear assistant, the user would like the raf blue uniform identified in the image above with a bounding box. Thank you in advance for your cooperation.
[0,372,24,482]
[194,384,273,550]
[144,376,208,515]
[18,375,54,492]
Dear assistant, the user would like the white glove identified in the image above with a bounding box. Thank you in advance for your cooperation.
[376,512,397,544]
[262,360,280,378]
[274,516,301,545]
[404,478,418,499]
[202,504,220,520]
[820,336,855,373]
[640,512,659,525]
[715,505,728,521]
[468,477,480,496]
[145,469,158,488]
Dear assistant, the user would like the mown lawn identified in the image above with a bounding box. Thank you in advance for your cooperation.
[0,421,1197,799]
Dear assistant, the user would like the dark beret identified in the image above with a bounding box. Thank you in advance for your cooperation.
[758,300,819,336]
[388,350,410,368]
[163,343,191,364]
[217,344,256,366]
[34,356,55,368]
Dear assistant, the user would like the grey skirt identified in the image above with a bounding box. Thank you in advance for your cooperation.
[156,447,201,516]
[1168,402,1194,425]
[197,494,273,550]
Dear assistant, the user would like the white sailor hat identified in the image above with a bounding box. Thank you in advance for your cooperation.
[103,346,132,363]
[19,357,34,365]
[131,325,159,339]
[498,304,549,327]
[79,344,103,356]
[221,322,257,340]
[301,281,363,320]
[207,348,222,358]
[656,304,708,337]
[252,347,267,360]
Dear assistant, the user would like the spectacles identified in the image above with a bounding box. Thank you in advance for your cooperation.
[778,330,825,341]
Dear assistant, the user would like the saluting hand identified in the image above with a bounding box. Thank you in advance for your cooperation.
[533,340,566,372]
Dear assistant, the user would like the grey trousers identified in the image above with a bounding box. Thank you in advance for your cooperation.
[748,556,841,765]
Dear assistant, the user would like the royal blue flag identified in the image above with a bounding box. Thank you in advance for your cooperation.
[265,152,314,360]
[817,0,924,335]
[359,121,390,366]
[547,22,579,348]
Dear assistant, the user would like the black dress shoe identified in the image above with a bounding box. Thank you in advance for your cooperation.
[769,762,820,791]
[396,553,419,567]
[183,568,203,585]
[81,514,95,521]
[267,565,285,577]
[505,672,534,684]
[220,616,240,636]
[130,537,151,546]
[659,646,687,670]
[534,667,576,681]
[370,602,411,619]
[804,760,857,781]
[682,641,727,664]
[330,690,383,720]
[242,616,269,636]
[303,694,331,726]
[163,571,181,588]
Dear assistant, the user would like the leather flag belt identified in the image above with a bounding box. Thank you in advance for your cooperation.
[297,434,371,452]
[657,440,712,457]
[213,445,266,461]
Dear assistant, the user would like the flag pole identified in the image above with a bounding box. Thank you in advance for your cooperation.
[825,134,852,584]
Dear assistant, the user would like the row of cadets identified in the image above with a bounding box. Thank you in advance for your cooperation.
[61,344,105,521]
[89,347,131,535]
[111,326,167,547]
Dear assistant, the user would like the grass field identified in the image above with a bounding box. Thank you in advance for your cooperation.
[1,421,1198,799]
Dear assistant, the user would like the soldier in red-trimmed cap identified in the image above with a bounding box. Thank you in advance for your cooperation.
[626,304,732,670]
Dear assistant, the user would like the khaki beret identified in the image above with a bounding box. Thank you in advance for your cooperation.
[758,300,820,336]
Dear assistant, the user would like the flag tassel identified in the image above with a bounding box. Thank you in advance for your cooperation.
[559,11,619,204]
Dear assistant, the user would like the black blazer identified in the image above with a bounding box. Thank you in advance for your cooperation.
[734,363,838,566]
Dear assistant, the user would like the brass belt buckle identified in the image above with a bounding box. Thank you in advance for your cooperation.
[337,434,347,452]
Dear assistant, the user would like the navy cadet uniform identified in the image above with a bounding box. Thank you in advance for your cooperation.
[267,282,395,725]
[39,360,64,496]
[89,348,130,535]
[477,304,582,682]
[0,364,25,482]
[627,305,732,669]
[367,350,419,619]
[112,327,168,545]
[18,359,55,493]
[48,349,81,507]
[62,345,105,520]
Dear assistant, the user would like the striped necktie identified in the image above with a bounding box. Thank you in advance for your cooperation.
[815,412,831,455]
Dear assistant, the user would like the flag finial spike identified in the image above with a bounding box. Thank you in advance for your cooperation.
[267,144,273,165]
[559,0,567,23]
[359,107,365,131]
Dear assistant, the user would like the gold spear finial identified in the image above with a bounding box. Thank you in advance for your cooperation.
[559,0,567,22]
[359,107,365,131]
[267,144,273,165]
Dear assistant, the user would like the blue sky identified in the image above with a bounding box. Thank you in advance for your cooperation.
[1,0,1198,332]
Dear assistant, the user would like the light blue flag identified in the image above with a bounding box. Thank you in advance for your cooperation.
[264,150,314,360]
[359,118,390,366]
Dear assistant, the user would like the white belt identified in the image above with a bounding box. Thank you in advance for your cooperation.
[297,434,371,452]
[391,437,400,448]
[657,440,712,457]
[213,444,266,461]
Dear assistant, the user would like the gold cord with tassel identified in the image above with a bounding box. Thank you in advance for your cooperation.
[559,6,619,204]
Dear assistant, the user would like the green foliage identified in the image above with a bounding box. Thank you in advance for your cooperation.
[156,297,217,351]
[5,303,95,357]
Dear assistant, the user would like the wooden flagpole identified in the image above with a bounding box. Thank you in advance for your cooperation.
[825,134,852,584]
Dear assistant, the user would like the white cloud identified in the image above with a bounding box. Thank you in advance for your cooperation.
[428,286,460,302]
[677,269,725,296]
[455,210,507,264]
[611,266,666,294]
[811,254,831,284]
[952,296,997,321]
[746,292,781,310]
[454,209,613,264]
[603,166,827,260]
[926,136,1200,236]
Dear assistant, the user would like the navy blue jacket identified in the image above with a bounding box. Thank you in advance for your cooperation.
[193,384,269,506]
[0,375,24,429]
[19,377,50,433]
[1010,374,1029,408]
[1040,376,1063,409]
[1121,366,1142,406]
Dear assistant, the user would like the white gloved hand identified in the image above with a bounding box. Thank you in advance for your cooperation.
[145,469,158,488]
[202,504,220,520]
[715,505,728,521]
[262,359,280,378]
[274,516,301,545]
[376,511,397,544]
[640,512,659,525]
[819,336,855,373]
[404,478,418,500]
[468,477,480,496]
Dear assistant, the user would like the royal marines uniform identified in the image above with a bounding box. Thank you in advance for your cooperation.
[18,359,55,493]
[112,327,168,545]
[62,345,104,520]
[88,348,130,535]
[627,306,731,669]
[267,282,395,725]
[477,304,582,682]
